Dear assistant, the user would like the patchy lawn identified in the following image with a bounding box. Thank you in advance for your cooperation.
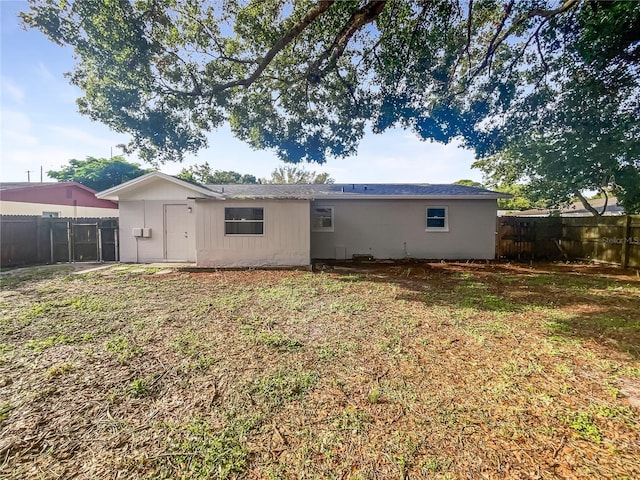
[1,262,639,479]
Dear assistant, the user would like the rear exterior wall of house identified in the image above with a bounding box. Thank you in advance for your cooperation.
[118,200,197,263]
[195,199,310,267]
[310,198,497,260]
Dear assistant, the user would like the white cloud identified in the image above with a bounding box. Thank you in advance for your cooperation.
[34,61,79,104]
[2,109,32,131]
[35,62,55,81]
[0,110,38,147]
[0,119,138,180]
[162,126,484,185]
[1,76,25,102]
[325,132,482,184]
[46,125,115,148]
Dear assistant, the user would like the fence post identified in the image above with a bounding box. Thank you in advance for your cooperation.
[115,228,119,262]
[49,223,54,264]
[67,221,73,263]
[495,217,500,259]
[98,225,103,262]
[622,215,632,268]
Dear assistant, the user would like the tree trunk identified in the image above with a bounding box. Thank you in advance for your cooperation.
[574,190,601,217]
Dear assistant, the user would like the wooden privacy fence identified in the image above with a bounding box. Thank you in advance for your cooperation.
[1,216,119,268]
[497,215,640,268]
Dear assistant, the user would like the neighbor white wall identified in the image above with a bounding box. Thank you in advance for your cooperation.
[196,199,310,267]
[0,201,118,218]
[310,199,498,260]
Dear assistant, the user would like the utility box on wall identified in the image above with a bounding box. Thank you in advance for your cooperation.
[132,228,152,238]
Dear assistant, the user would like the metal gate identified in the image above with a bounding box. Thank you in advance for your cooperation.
[50,219,119,263]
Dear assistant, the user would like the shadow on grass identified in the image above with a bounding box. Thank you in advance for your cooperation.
[542,311,640,359]
[324,261,640,359]
[0,264,77,289]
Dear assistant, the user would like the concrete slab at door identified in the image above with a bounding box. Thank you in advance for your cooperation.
[164,204,189,261]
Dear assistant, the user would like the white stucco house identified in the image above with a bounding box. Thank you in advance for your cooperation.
[97,172,508,267]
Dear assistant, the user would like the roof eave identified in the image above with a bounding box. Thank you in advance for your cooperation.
[314,194,511,200]
[96,171,222,201]
[193,194,510,201]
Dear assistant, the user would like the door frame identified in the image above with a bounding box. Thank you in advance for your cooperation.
[164,203,189,261]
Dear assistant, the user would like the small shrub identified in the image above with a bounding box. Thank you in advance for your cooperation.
[565,411,601,443]
[367,386,381,404]
[128,379,149,398]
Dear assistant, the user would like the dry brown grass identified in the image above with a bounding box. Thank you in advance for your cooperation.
[1,261,639,479]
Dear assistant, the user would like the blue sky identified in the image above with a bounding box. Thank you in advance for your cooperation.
[1,1,483,184]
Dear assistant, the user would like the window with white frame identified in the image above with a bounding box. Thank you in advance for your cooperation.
[312,206,334,232]
[225,207,264,235]
[426,206,448,231]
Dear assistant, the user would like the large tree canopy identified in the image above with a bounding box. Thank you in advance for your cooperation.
[22,1,640,211]
[473,2,640,214]
[48,156,152,191]
[263,165,334,184]
[176,162,258,184]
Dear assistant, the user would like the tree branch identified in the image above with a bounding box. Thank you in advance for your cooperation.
[456,0,579,95]
[599,188,609,216]
[465,0,473,80]
[211,0,336,92]
[306,0,387,83]
[182,9,257,66]
[575,189,601,217]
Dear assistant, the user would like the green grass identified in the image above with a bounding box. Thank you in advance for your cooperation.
[105,335,143,362]
[162,416,256,480]
[46,363,74,377]
[0,264,75,289]
[1,263,640,479]
[195,291,252,314]
[25,334,73,352]
[249,330,304,352]
[249,368,318,409]
[128,379,150,398]
[454,281,516,313]
[564,410,601,443]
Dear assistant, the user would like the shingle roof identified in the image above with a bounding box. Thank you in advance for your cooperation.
[511,196,624,217]
[0,182,58,191]
[204,183,509,199]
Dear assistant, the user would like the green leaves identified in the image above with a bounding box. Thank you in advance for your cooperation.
[20,0,639,195]
[473,1,640,215]
[263,164,334,184]
[47,156,151,191]
[176,163,257,185]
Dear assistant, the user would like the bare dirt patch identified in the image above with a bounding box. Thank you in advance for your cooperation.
[1,262,639,479]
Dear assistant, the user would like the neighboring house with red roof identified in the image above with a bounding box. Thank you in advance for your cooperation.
[0,182,118,218]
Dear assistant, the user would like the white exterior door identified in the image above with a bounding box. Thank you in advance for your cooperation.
[164,204,189,261]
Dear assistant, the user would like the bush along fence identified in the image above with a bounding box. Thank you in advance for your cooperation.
[1,215,119,268]
[497,215,640,268]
